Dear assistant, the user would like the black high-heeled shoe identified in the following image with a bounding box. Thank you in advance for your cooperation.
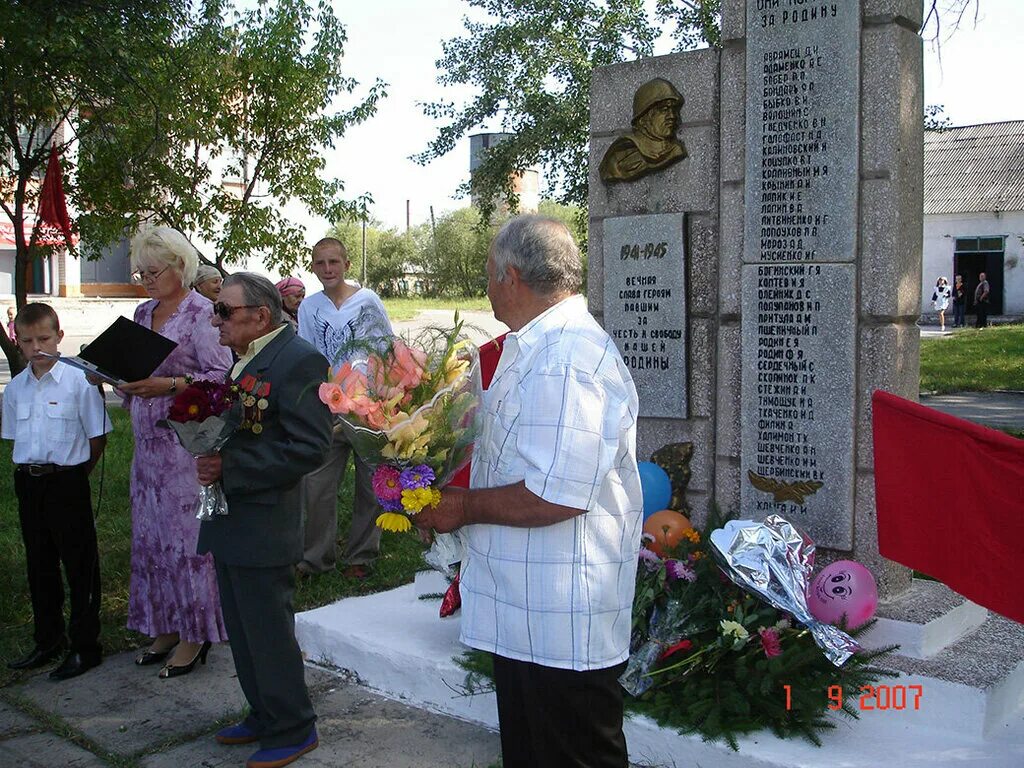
[135,644,176,666]
[158,641,211,679]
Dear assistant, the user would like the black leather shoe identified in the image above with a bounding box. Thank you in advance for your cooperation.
[49,650,102,681]
[7,640,66,670]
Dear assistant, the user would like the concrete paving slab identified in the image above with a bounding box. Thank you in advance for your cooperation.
[18,647,247,755]
[0,698,37,739]
[143,680,500,768]
[0,732,107,767]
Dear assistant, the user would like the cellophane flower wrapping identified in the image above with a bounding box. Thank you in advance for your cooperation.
[159,381,238,521]
[318,315,482,575]
[708,515,860,665]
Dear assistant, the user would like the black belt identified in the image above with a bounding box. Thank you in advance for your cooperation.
[16,463,80,477]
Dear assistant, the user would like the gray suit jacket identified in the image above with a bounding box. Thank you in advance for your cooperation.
[197,325,332,567]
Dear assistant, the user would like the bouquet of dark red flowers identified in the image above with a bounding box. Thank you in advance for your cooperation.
[167,380,236,422]
[159,380,239,520]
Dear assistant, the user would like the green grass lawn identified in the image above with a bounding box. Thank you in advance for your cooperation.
[920,323,1024,394]
[0,408,427,687]
[380,295,491,321]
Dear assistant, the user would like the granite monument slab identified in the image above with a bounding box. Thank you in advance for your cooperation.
[603,213,688,418]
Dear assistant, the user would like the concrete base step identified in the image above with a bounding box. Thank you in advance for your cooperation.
[295,580,1024,768]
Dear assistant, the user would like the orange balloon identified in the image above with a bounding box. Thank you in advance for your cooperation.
[643,510,693,557]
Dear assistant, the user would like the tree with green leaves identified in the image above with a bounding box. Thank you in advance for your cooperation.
[415,1,719,220]
[0,1,188,370]
[426,206,496,297]
[420,0,981,219]
[78,0,384,274]
[1,0,382,375]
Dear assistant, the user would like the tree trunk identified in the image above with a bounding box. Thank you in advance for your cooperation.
[4,199,31,377]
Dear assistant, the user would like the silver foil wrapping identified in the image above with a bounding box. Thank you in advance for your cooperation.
[160,416,235,521]
[195,480,229,522]
[708,515,859,666]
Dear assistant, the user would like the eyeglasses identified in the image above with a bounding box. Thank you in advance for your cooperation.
[131,265,170,284]
[213,302,261,320]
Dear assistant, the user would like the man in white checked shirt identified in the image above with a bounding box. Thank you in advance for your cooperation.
[416,215,643,768]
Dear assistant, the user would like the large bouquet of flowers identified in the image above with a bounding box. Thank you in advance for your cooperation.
[318,315,481,545]
[620,508,896,749]
[159,380,238,520]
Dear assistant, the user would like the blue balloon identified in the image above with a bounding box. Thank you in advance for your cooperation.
[638,461,672,519]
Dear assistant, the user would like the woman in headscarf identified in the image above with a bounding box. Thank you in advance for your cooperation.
[276,276,305,329]
[192,264,223,303]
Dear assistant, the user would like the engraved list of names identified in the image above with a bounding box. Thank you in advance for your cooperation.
[740,0,860,549]
[744,0,860,265]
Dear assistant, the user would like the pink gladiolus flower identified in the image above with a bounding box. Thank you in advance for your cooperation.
[391,340,427,389]
[759,627,782,658]
[319,383,348,414]
[367,356,405,401]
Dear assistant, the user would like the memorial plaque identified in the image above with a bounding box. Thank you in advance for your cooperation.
[740,262,855,549]
[603,214,688,418]
[744,0,861,264]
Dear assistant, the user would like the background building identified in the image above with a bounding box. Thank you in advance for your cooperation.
[922,121,1024,317]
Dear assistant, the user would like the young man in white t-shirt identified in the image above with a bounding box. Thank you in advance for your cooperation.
[297,237,392,577]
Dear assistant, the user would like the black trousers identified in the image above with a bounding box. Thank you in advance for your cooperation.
[491,654,628,768]
[976,302,989,328]
[214,559,315,749]
[14,465,101,655]
[953,301,966,327]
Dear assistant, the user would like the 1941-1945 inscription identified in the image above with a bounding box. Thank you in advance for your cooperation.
[603,214,688,419]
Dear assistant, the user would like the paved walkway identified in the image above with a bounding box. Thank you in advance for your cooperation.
[0,648,499,768]
[919,391,1024,430]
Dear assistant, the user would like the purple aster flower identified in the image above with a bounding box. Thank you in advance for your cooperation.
[665,559,697,582]
[400,464,436,490]
[639,547,662,571]
[379,497,405,512]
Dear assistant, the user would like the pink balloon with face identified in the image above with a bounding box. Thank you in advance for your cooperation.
[808,560,878,629]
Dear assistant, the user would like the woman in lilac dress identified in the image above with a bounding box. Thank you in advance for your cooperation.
[120,227,232,678]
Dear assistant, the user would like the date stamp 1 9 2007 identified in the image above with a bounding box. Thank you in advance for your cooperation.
[783,684,924,711]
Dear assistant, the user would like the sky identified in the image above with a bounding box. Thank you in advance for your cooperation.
[292,0,1024,238]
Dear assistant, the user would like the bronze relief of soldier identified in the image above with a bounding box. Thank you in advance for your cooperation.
[599,78,687,183]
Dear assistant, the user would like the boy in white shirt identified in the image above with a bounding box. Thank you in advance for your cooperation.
[2,303,110,680]
[297,237,392,577]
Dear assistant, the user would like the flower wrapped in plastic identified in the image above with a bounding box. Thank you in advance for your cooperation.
[317,314,482,572]
[159,380,239,521]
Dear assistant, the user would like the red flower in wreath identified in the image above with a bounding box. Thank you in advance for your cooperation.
[659,639,693,661]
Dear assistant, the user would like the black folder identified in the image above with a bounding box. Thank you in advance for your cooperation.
[45,316,178,386]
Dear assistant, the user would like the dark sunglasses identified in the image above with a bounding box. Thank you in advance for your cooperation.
[213,302,261,320]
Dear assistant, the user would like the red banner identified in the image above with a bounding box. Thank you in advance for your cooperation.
[449,334,507,489]
[872,390,1024,623]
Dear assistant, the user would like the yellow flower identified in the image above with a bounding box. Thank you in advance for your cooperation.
[384,414,433,461]
[683,529,701,543]
[444,357,470,385]
[720,619,749,639]
[400,487,441,514]
[376,512,411,533]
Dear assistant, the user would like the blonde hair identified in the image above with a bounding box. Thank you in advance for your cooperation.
[130,226,198,288]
